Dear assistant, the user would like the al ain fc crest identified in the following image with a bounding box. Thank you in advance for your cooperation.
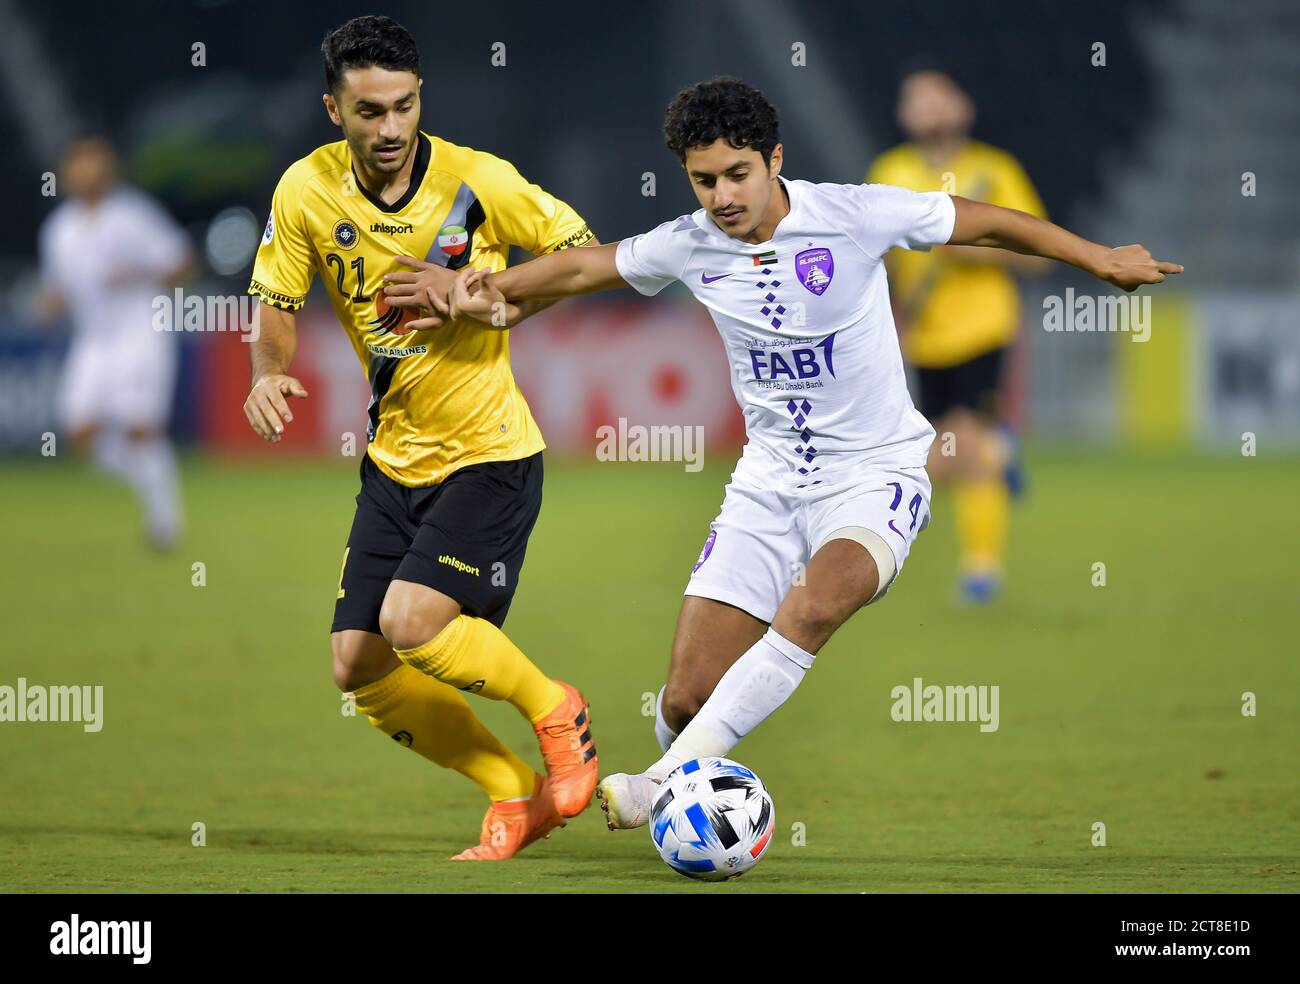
[795,246,834,296]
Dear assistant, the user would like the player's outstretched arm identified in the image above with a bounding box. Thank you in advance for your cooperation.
[384,239,615,330]
[494,241,627,300]
[947,195,1183,292]
[409,242,629,330]
[244,301,309,443]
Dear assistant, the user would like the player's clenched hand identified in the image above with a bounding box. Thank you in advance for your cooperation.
[382,256,455,326]
[1097,244,1184,292]
[244,373,308,443]
[447,267,517,328]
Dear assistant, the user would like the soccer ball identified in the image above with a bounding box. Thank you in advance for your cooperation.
[650,757,775,881]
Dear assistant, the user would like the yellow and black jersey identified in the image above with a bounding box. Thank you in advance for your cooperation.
[867,140,1045,368]
[249,131,594,486]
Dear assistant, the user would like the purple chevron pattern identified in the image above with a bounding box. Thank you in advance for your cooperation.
[786,398,822,487]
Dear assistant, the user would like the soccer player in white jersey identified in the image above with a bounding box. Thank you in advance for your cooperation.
[37,136,192,549]
[383,77,1182,827]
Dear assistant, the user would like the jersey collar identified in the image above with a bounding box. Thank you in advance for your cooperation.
[352,131,431,214]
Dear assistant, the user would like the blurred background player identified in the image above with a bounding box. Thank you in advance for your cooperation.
[868,66,1047,603]
[36,135,192,550]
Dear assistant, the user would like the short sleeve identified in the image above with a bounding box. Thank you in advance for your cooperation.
[249,169,316,311]
[853,184,956,254]
[614,218,688,296]
[478,154,595,255]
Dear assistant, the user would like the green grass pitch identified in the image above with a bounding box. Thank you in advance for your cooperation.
[1,448,1297,892]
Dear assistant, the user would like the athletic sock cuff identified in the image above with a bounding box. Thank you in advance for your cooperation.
[763,627,815,670]
[395,616,467,677]
[351,663,415,715]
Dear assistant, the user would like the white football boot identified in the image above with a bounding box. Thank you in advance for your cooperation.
[595,772,661,829]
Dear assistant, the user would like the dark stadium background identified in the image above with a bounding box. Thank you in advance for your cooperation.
[5,2,1161,240]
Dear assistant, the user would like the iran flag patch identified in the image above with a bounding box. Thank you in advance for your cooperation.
[437,224,469,256]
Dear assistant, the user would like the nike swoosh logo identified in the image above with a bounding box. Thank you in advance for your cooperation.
[700,272,733,285]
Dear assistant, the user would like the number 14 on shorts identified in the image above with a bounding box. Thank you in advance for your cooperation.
[886,481,924,540]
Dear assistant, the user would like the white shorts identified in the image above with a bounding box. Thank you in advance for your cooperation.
[684,455,932,623]
[59,331,178,433]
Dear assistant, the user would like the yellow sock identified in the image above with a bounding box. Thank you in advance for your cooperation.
[352,663,535,801]
[954,477,1009,575]
[396,614,566,724]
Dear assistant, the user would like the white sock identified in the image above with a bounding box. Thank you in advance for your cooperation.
[92,430,134,483]
[126,436,182,545]
[645,628,815,781]
[653,685,677,752]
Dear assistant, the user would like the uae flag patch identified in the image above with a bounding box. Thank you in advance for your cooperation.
[437,224,469,256]
[752,250,778,266]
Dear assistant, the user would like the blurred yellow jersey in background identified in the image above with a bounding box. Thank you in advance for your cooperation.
[867,141,1045,368]
[250,132,593,486]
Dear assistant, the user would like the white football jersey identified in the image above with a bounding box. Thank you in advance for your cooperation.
[39,186,190,343]
[615,176,954,489]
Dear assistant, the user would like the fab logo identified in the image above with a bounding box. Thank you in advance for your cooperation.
[748,333,837,381]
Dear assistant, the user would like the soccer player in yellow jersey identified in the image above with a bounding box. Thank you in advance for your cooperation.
[242,16,599,860]
[868,67,1049,603]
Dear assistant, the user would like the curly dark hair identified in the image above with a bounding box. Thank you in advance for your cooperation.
[663,77,781,167]
[322,15,420,94]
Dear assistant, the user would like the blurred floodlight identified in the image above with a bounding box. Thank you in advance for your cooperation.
[204,206,259,276]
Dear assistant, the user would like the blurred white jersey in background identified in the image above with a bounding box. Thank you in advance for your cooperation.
[38,184,190,547]
[39,186,189,432]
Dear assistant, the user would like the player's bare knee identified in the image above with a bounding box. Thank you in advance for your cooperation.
[70,426,97,453]
[126,426,159,443]
[330,648,362,692]
[330,631,398,692]
[783,594,853,645]
[378,584,458,653]
[663,680,705,733]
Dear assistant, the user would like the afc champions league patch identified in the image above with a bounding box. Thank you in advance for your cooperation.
[692,528,718,573]
[332,219,359,250]
[795,247,834,296]
[262,212,274,245]
[437,224,469,257]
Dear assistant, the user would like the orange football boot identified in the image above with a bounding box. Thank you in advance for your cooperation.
[450,774,565,861]
[532,681,598,817]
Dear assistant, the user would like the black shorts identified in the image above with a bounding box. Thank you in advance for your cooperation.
[914,346,1007,422]
[331,452,544,635]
